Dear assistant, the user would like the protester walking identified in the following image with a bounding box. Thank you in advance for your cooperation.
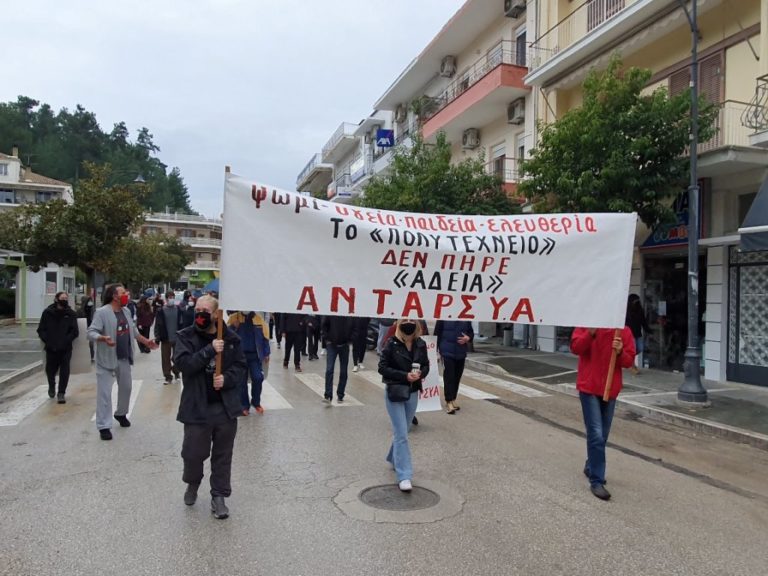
[88,284,158,440]
[281,313,305,372]
[272,312,282,349]
[321,315,355,403]
[351,316,369,372]
[571,327,635,500]
[175,295,246,520]
[228,311,270,415]
[37,291,79,404]
[435,320,473,414]
[625,294,650,374]
[379,319,429,492]
[180,294,196,330]
[155,290,182,384]
[136,296,154,353]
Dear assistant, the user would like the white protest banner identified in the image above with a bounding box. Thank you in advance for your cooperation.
[221,174,636,327]
[416,336,442,413]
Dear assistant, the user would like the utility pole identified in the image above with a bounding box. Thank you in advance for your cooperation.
[677,0,708,404]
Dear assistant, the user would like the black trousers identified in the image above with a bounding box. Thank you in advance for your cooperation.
[182,403,238,497]
[137,325,151,352]
[45,349,72,394]
[352,332,367,365]
[307,326,320,357]
[442,357,466,403]
[283,331,303,367]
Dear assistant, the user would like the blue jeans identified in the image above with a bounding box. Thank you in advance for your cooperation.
[579,392,616,487]
[385,389,419,482]
[324,344,350,400]
[240,354,264,409]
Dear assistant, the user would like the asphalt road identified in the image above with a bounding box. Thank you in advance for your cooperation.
[1,347,767,576]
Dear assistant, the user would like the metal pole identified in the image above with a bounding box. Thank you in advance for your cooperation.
[678,0,708,404]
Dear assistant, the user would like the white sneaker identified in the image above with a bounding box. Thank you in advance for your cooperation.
[320,349,326,356]
[352,365,359,373]
[358,363,364,370]
[398,479,412,492]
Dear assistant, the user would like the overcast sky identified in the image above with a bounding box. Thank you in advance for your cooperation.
[3,0,466,218]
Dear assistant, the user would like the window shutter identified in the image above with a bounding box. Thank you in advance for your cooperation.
[669,68,691,97]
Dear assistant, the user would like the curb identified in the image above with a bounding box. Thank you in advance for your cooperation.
[0,361,44,390]
[465,357,768,451]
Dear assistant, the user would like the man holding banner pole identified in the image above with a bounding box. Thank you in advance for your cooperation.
[571,326,635,501]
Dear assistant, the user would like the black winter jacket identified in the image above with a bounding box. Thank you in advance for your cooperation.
[174,326,247,424]
[37,303,79,352]
[281,313,306,333]
[378,336,430,393]
[322,316,355,346]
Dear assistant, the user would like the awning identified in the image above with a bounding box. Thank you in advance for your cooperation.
[739,174,768,252]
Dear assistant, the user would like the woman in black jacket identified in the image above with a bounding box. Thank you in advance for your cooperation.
[379,318,429,492]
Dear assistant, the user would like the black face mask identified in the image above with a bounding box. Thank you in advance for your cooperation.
[194,311,212,331]
[401,323,416,336]
[56,299,69,308]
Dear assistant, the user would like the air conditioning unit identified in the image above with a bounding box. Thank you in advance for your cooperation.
[507,98,525,125]
[440,55,456,78]
[394,104,407,123]
[462,128,481,150]
[504,0,527,19]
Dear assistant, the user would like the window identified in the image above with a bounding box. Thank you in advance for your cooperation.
[515,29,527,67]
[491,143,506,180]
[0,163,8,176]
[36,191,55,203]
[739,193,757,226]
[63,277,74,295]
[0,189,15,204]
[45,271,57,295]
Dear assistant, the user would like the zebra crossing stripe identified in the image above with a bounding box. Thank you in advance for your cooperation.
[0,386,50,427]
[91,379,144,421]
[260,379,292,410]
[464,370,550,398]
[294,373,363,406]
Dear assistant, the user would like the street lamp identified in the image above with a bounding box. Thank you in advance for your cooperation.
[677,0,708,404]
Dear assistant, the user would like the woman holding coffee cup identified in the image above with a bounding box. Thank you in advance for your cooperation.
[378,318,430,492]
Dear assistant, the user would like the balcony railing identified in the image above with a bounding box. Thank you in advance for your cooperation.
[187,260,220,270]
[699,100,753,153]
[297,153,327,187]
[421,41,526,124]
[486,156,521,182]
[529,0,631,72]
[179,237,222,248]
[322,122,358,158]
[146,212,222,225]
[742,75,768,132]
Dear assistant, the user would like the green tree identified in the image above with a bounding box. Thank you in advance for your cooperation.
[107,233,190,288]
[0,164,166,289]
[518,56,718,228]
[360,132,518,215]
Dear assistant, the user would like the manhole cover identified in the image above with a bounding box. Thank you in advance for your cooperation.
[359,484,440,511]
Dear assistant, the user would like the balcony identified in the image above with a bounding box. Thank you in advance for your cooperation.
[697,100,768,178]
[186,259,220,271]
[179,237,222,248]
[321,122,359,164]
[486,156,525,200]
[526,0,722,89]
[327,172,353,201]
[296,152,333,194]
[421,41,529,143]
[742,75,768,148]
[146,212,222,226]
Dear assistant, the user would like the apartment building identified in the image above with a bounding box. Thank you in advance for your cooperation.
[140,212,222,290]
[295,0,767,387]
[524,0,767,385]
[297,111,393,202]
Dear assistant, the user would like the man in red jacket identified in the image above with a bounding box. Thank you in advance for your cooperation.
[571,327,635,501]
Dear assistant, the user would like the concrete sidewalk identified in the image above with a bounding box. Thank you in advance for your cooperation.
[469,338,768,450]
[0,322,43,389]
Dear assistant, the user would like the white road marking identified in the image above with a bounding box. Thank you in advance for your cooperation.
[356,370,497,400]
[259,379,292,410]
[91,379,144,421]
[464,370,550,398]
[294,373,363,406]
[0,386,51,426]
[535,369,578,380]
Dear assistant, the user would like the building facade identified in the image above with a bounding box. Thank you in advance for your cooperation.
[140,212,222,290]
[295,0,768,386]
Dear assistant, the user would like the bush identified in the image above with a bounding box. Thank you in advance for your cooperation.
[0,288,15,317]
